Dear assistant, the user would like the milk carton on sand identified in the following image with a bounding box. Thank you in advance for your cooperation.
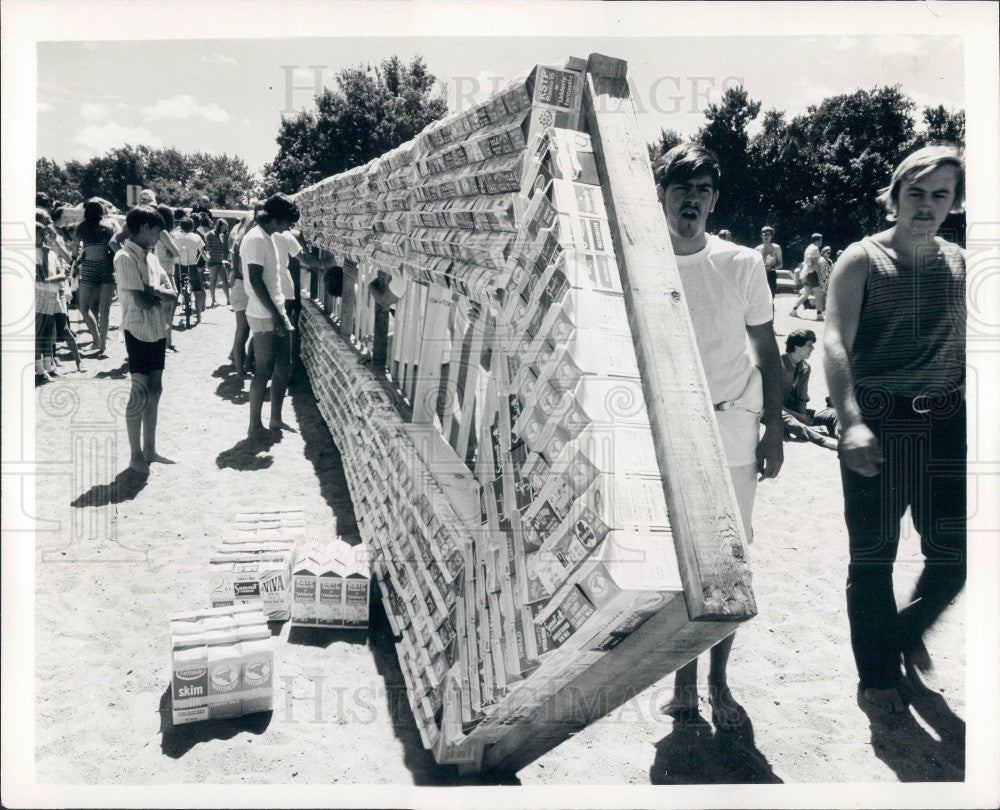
[317,552,344,628]
[343,543,371,630]
[291,548,322,626]
[205,629,243,719]
[171,633,209,725]
[239,626,274,714]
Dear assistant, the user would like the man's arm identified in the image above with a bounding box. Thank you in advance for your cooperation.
[747,321,784,479]
[113,252,158,310]
[823,244,881,476]
[774,244,783,271]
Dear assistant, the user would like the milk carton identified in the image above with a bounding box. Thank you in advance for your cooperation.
[342,543,371,629]
[317,553,344,628]
[205,629,243,719]
[291,549,323,626]
[171,633,209,725]
[238,626,274,715]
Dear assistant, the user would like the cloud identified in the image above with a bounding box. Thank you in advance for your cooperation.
[81,102,109,120]
[201,53,239,67]
[71,122,164,156]
[909,89,963,113]
[140,94,230,123]
[37,100,53,113]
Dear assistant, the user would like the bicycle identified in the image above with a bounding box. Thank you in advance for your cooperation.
[175,266,193,329]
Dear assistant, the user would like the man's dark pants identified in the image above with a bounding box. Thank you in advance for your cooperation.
[840,388,966,690]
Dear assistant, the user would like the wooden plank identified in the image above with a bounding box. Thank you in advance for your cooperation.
[338,261,358,337]
[481,593,737,772]
[583,53,755,621]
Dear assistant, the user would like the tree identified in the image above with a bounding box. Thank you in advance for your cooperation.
[35,147,260,211]
[36,158,82,205]
[647,127,684,164]
[262,55,447,194]
[694,85,761,244]
[918,105,965,148]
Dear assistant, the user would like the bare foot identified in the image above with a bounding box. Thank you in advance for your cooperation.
[144,450,176,465]
[128,454,150,476]
[247,424,271,442]
[903,640,933,676]
[709,683,747,731]
[861,686,906,713]
[268,420,297,433]
[661,684,699,719]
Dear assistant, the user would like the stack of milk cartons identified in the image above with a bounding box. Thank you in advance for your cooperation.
[170,604,273,725]
[290,537,371,630]
[208,509,303,620]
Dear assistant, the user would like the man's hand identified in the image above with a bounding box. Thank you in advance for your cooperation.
[756,423,784,480]
[839,422,882,477]
[137,290,159,309]
[274,313,293,337]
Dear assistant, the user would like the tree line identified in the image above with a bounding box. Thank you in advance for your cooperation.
[650,85,965,259]
[36,146,260,211]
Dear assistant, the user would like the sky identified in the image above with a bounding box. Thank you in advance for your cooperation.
[37,34,964,175]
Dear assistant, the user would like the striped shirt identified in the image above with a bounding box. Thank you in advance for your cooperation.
[114,240,168,342]
[851,236,965,398]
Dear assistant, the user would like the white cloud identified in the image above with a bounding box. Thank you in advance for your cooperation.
[71,122,164,155]
[201,53,239,67]
[140,94,230,123]
[81,102,109,120]
[37,100,53,113]
[909,89,963,113]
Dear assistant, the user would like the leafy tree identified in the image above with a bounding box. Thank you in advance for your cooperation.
[918,105,965,148]
[36,147,259,210]
[262,55,447,194]
[647,128,683,163]
[694,85,761,244]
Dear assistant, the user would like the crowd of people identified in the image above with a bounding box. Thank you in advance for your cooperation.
[37,140,966,728]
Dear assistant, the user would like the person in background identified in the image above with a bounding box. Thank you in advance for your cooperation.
[790,232,824,320]
[654,143,783,731]
[151,206,181,351]
[755,225,783,299]
[814,245,834,316]
[241,194,299,439]
[71,199,119,356]
[717,229,732,242]
[174,218,208,323]
[204,219,231,308]
[228,215,254,378]
[824,144,966,714]
[36,223,69,382]
[190,194,214,224]
[781,329,838,449]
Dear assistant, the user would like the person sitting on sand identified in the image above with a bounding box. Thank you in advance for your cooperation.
[113,206,178,475]
[654,143,783,731]
[824,144,966,714]
[781,329,839,450]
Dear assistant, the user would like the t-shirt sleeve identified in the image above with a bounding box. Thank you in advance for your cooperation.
[241,233,266,267]
[285,234,302,258]
[743,252,773,326]
[113,251,144,292]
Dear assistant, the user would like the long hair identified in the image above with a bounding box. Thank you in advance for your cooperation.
[76,199,112,243]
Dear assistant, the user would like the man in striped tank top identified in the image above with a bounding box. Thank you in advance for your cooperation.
[824,145,966,714]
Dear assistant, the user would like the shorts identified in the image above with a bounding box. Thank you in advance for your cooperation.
[54,312,75,341]
[803,271,820,287]
[728,463,758,544]
[124,330,166,375]
[180,265,204,293]
[248,315,274,333]
[231,279,249,312]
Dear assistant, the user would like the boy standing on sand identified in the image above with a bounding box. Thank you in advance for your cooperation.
[113,206,178,475]
[824,145,966,714]
[654,143,784,730]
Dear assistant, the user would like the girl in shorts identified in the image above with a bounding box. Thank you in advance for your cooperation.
[228,216,253,376]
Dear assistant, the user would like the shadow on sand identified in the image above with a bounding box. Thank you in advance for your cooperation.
[158,687,272,759]
[216,434,278,471]
[71,467,148,508]
[650,712,782,784]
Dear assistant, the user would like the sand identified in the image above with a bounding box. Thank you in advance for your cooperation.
[33,292,965,786]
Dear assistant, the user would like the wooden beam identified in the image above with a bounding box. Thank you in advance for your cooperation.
[481,593,738,772]
[583,53,756,621]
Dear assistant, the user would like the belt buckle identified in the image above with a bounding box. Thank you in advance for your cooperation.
[911,395,932,414]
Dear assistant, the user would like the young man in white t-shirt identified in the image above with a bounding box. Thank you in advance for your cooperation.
[240,194,300,439]
[655,143,784,731]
